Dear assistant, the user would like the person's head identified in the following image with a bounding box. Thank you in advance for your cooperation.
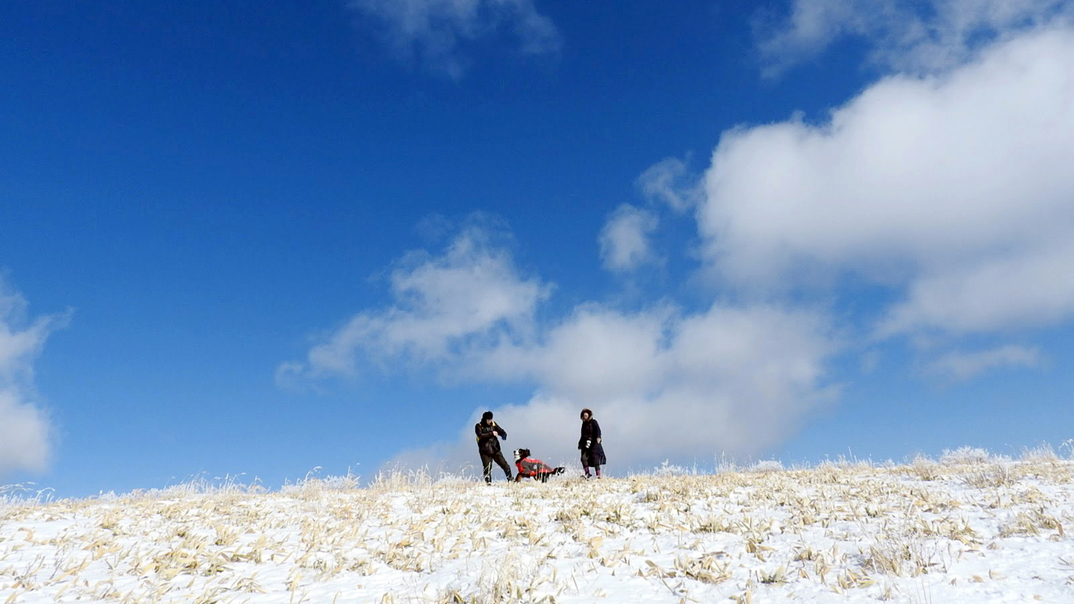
[580,408,593,421]
[482,411,494,424]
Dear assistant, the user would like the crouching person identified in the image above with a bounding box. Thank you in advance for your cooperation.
[513,448,566,482]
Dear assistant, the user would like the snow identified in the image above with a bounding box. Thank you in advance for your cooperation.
[2,457,1073,603]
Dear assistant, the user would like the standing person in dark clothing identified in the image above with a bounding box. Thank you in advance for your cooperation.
[578,408,607,479]
[475,411,513,484]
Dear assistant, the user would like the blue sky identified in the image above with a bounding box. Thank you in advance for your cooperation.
[3,0,1074,497]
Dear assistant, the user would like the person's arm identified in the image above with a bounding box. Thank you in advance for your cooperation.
[495,425,507,440]
[593,420,601,443]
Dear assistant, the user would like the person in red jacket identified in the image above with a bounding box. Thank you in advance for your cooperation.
[513,448,565,482]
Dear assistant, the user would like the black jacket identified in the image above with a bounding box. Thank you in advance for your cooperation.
[578,418,607,466]
[578,418,601,449]
[475,421,507,455]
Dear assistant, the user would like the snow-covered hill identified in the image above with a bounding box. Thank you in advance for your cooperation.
[3,450,1073,603]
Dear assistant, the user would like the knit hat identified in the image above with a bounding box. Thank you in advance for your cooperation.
[482,411,494,421]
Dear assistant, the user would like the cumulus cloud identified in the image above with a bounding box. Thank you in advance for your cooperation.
[285,221,842,470]
[385,300,840,473]
[348,0,561,77]
[924,345,1042,381]
[277,223,552,385]
[473,302,839,464]
[598,205,659,272]
[702,26,1074,341]
[756,0,1074,76]
[0,278,68,477]
[290,8,1074,475]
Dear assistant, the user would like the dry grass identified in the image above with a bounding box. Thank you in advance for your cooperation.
[1,457,1073,603]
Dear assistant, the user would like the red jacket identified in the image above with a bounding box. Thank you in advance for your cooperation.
[516,456,556,477]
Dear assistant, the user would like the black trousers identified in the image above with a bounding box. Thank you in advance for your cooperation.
[480,451,512,483]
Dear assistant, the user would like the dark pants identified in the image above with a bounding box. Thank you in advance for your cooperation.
[480,451,512,483]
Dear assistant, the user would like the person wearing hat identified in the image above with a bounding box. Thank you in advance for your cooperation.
[475,411,512,484]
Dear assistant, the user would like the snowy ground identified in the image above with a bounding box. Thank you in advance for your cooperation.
[2,450,1073,603]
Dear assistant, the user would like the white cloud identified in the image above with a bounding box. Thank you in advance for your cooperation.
[878,240,1074,337]
[596,157,702,274]
[384,301,840,472]
[348,0,561,77]
[388,307,839,471]
[476,303,675,398]
[539,303,838,461]
[598,205,659,272]
[277,224,552,384]
[286,221,842,471]
[0,390,52,476]
[0,278,68,477]
[756,0,1074,76]
[702,26,1074,340]
[924,345,1042,381]
[288,11,1074,478]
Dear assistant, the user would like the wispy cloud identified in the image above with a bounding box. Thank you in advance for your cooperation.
[636,157,699,213]
[755,0,1074,76]
[924,345,1043,382]
[596,157,701,275]
[0,277,69,477]
[348,0,561,77]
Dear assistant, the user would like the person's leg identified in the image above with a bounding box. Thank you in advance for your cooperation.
[581,454,591,478]
[480,453,494,483]
[494,452,513,481]
[595,465,602,478]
